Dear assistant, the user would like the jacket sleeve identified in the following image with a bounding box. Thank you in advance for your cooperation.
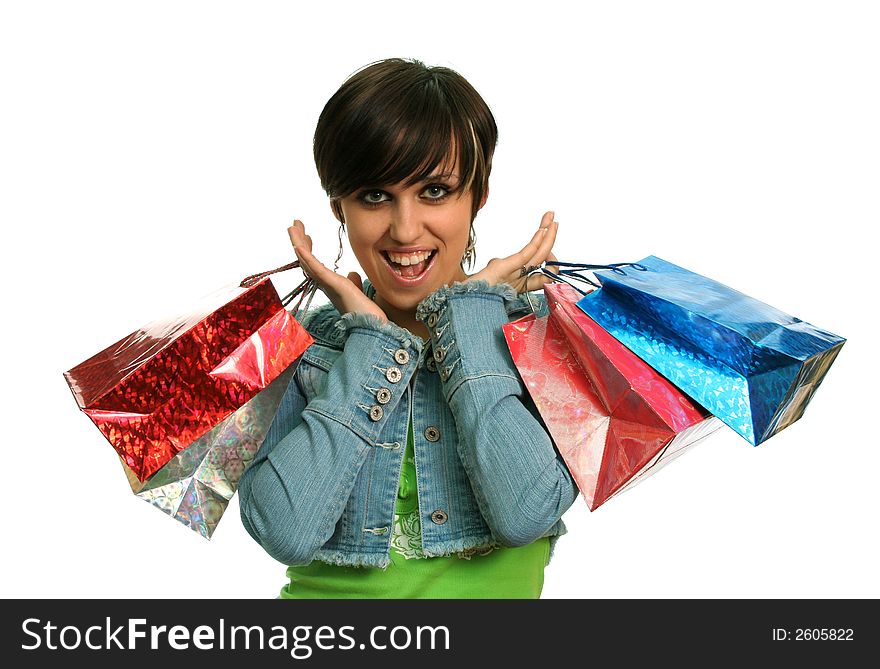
[416,281,578,547]
[237,312,419,566]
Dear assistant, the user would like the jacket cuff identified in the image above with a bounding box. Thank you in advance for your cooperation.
[304,316,422,444]
[337,311,424,347]
[416,280,521,398]
[415,280,518,320]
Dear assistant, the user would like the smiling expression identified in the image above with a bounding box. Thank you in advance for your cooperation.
[338,165,479,319]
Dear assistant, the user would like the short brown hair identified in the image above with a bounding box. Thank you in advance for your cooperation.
[313,58,498,222]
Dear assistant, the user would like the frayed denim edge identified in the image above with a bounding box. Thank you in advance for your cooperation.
[415,280,518,321]
[310,534,502,569]
[309,531,565,570]
[420,534,500,559]
[312,548,392,570]
[338,312,425,349]
[545,519,568,565]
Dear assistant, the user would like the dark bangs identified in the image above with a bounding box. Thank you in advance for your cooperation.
[314,59,497,218]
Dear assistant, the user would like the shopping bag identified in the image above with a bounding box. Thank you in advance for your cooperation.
[575,256,845,445]
[119,363,296,538]
[64,276,314,483]
[503,282,721,510]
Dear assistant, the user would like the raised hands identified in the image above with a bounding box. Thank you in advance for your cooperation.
[467,211,559,294]
[289,210,557,320]
[288,220,387,321]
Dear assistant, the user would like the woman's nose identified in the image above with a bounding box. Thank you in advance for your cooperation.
[389,201,422,244]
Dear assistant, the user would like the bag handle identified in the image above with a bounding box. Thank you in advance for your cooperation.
[537,260,647,294]
[240,261,317,317]
[521,260,645,313]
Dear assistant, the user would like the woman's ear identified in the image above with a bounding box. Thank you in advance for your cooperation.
[478,184,489,210]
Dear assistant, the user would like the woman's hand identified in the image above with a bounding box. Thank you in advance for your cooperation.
[288,220,387,320]
[467,211,559,294]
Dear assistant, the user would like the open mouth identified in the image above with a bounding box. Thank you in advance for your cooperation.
[381,250,438,281]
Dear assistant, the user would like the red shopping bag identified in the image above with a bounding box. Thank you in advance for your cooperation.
[503,282,720,510]
[64,276,314,483]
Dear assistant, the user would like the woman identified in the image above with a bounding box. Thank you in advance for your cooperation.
[238,58,578,598]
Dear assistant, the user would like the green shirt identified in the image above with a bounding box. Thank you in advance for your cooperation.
[280,420,550,599]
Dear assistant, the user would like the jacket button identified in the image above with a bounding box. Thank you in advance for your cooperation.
[433,346,445,363]
[424,426,440,442]
[430,509,448,525]
[440,367,451,382]
[386,366,402,383]
[394,349,410,365]
[376,388,392,405]
[368,405,384,422]
[426,312,439,328]
[426,356,437,372]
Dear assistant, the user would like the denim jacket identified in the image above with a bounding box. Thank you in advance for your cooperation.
[238,280,578,568]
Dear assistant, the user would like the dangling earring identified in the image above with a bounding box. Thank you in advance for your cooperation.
[461,225,476,270]
[333,220,345,272]
[331,199,345,272]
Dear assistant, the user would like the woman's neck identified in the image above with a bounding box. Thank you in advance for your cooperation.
[373,268,469,342]
[374,298,431,341]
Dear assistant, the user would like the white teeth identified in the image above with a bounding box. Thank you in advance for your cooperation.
[387,250,432,266]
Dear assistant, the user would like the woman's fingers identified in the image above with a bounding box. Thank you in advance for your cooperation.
[506,212,558,284]
[288,219,304,240]
[288,221,332,285]
[466,211,560,294]
[526,218,558,270]
[525,257,555,290]
[546,253,562,277]
[516,211,555,265]
[525,272,553,292]
[484,211,554,281]
[521,248,559,291]
[292,240,321,281]
[286,219,383,318]
[288,220,314,254]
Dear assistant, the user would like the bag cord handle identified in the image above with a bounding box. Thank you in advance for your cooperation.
[522,261,647,306]
[240,261,317,317]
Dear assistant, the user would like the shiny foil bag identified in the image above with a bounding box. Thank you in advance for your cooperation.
[120,364,296,538]
[64,277,314,482]
[504,283,721,510]
[576,256,846,445]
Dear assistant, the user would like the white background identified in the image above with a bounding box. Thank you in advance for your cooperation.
[2,1,877,599]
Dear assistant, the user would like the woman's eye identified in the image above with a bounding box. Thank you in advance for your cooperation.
[422,185,449,200]
[361,190,389,204]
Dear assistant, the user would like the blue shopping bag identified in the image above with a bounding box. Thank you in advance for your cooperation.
[573,256,845,445]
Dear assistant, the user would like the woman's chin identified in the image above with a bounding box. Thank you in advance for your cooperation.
[375,285,433,313]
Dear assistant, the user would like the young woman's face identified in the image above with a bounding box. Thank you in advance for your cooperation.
[339,165,478,315]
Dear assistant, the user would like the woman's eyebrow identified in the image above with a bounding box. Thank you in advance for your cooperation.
[420,172,460,182]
